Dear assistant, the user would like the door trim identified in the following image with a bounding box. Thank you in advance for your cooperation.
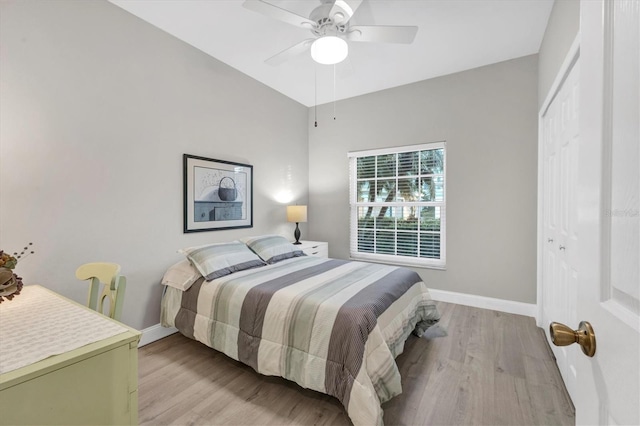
[536,34,582,327]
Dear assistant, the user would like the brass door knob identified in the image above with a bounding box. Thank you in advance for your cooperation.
[549,321,596,357]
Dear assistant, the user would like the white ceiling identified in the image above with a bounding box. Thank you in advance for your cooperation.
[109,0,554,107]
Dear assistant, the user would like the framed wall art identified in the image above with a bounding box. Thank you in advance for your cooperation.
[183,154,253,233]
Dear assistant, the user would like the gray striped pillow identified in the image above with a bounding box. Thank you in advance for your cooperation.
[243,235,305,264]
[179,241,265,281]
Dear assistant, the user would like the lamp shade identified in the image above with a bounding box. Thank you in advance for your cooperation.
[310,36,348,65]
[287,205,307,223]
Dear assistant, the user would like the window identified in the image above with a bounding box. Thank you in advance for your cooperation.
[348,142,446,269]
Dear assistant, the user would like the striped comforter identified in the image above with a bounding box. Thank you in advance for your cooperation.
[161,256,440,425]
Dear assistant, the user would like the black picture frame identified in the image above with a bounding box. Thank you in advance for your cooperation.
[183,154,253,233]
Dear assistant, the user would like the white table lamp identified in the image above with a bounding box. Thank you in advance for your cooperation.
[287,205,307,245]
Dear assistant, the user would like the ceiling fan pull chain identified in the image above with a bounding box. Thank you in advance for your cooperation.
[314,65,318,128]
[333,64,337,120]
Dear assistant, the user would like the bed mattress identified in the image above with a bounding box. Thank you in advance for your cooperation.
[161,256,440,425]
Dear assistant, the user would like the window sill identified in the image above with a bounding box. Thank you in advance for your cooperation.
[349,254,446,271]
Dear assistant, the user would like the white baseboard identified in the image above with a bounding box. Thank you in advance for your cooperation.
[429,289,537,318]
[139,323,178,347]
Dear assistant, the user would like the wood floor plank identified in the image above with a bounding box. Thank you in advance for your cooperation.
[138,301,575,425]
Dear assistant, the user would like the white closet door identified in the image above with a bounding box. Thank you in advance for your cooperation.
[541,57,581,398]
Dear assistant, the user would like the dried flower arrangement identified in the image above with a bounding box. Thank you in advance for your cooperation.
[0,243,35,303]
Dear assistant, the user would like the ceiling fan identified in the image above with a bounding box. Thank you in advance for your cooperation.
[242,0,418,66]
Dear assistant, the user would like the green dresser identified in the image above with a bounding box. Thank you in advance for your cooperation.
[0,285,141,425]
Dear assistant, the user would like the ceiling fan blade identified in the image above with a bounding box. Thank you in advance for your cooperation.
[328,0,363,24]
[346,25,418,44]
[265,38,314,66]
[243,1,316,30]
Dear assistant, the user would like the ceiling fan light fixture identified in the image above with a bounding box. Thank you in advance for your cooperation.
[310,36,348,65]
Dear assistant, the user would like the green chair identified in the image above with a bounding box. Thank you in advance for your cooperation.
[75,262,126,321]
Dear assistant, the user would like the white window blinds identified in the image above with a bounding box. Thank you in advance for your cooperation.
[348,142,446,269]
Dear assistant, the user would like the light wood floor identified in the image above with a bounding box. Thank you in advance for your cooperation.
[138,302,575,425]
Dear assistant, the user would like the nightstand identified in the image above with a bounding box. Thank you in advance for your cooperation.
[297,241,329,258]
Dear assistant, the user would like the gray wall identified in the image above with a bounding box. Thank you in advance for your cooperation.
[538,0,580,107]
[0,0,308,330]
[308,55,539,304]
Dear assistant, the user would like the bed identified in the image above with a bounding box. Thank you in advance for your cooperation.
[160,236,440,426]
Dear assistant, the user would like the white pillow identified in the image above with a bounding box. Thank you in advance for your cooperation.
[161,259,201,291]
